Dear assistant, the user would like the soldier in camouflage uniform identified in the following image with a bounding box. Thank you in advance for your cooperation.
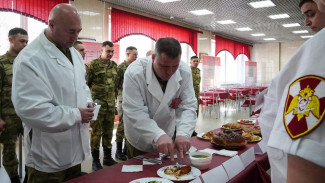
[86,41,119,171]
[115,46,138,161]
[190,56,200,137]
[0,28,28,183]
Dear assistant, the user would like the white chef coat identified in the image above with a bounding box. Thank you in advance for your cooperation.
[259,28,325,182]
[123,57,197,153]
[12,31,92,172]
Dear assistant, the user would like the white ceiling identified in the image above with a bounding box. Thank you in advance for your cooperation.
[100,0,312,44]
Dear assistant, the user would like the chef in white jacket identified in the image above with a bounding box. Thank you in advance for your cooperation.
[123,37,197,160]
[258,1,325,182]
[11,4,94,182]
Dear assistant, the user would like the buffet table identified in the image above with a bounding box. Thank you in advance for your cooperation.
[66,128,269,183]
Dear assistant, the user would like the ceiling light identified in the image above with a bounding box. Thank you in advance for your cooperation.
[189,9,214,16]
[249,0,275,8]
[264,38,276,41]
[292,30,308,34]
[282,23,300,27]
[155,0,180,3]
[236,27,252,31]
[268,13,290,19]
[216,20,236,24]
[198,38,208,40]
[79,11,100,16]
[251,33,265,36]
[301,35,313,38]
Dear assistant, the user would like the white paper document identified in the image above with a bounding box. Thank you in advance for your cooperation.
[201,165,229,183]
[222,155,245,180]
[199,148,237,157]
[121,165,143,172]
[239,147,255,167]
[91,105,101,121]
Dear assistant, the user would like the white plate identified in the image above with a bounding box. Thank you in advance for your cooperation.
[129,177,173,183]
[237,119,256,125]
[197,132,210,141]
[157,166,201,181]
[248,136,262,143]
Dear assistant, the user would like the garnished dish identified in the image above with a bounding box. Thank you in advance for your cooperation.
[237,119,255,125]
[130,177,173,183]
[211,130,247,149]
[157,165,201,181]
[192,154,210,158]
[241,125,262,137]
[242,132,262,142]
[222,123,242,130]
[197,131,214,140]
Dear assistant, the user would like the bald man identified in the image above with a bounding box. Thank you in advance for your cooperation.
[12,4,93,182]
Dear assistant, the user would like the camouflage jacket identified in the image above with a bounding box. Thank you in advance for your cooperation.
[191,67,201,99]
[116,61,130,102]
[86,58,118,108]
[0,52,19,118]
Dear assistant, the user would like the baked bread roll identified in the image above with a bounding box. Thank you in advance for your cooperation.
[241,126,261,136]
[222,123,241,129]
[212,130,247,146]
[202,131,214,140]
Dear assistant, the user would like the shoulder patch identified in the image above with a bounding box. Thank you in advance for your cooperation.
[283,75,325,139]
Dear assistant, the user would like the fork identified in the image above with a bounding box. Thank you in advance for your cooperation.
[134,155,162,164]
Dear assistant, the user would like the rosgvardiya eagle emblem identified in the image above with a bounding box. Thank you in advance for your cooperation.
[283,75,325,139]
[285,85,320,121]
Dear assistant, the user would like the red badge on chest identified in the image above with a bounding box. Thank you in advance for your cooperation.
[170,98,182,109]
[283,75,325,139]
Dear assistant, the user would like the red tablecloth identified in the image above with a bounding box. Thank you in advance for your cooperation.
[66,128,269,183]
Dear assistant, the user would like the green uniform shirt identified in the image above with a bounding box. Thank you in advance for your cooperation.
[191,67,201,100]
[86,58,118,108]
[117,61,130,100]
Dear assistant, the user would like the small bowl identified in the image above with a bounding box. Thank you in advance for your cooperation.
[189,151,212,170]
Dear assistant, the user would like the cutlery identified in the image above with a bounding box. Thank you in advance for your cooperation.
[134,155,162,164]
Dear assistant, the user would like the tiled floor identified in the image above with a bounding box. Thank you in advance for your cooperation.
[0,104,252,182]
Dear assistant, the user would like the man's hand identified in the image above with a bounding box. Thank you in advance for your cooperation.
[87,102,94,108]
[0,120,6,132]
[157,134,175,161]
[78,107,94,123]
[174,136,191,159]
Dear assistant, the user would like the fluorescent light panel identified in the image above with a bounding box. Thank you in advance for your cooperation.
[156,0,180,3]
[249,0,275,8]
[283,23,300,27]
[189,9,214,16]
[264,38,276,41]
[251,33,265,36]
[301,35,313,38]
[268,13,290,19]
[292,30,308,34]
[216,20,236,24]
[236,27,252,31]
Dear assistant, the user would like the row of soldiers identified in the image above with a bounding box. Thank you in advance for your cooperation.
[0,27,202,182]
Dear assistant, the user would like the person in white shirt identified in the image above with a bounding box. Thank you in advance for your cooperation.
[300,0,325,33]
[258,1,325,182]
[12,4,94,182]
[123,37,197,160]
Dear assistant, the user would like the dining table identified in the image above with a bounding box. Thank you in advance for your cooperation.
[65,127,269,183]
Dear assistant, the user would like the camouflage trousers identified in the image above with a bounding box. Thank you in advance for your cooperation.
[125,140,145,159]
[115,102,124,143]
[0,115,22,178]
[27,164,81,183]
[196,97,200,117]
[90,106,115,151]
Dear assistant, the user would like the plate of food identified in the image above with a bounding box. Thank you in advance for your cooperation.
[211,130,247,150]
[157,165,201,181]
[129,177,173,183]
[197,131,214,141]
[222,123,242,131]
[242,132,262,142]
[241,125,262,137]
[237,119,256,125]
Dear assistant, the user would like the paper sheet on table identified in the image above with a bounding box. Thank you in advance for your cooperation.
[121,165,143,172]
[239,147,255,167]
[254,138,267,154]
[91,105,101,121]
[222,155,245,180]
[199,148,237,157]
[201,165,229,183]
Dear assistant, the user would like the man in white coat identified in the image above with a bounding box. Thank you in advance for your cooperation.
[12,4,94,182]
[258,0,325,182]
[123,37,197,160]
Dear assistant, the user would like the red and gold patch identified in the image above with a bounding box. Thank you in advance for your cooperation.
[284,75,325,139]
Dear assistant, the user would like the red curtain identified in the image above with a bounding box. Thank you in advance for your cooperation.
[215,36,251,59]
[0,0,69,23]
[111,8,200,54]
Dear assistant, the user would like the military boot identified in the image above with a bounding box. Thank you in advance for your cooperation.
[103,147,117,166]
[123,143,128,157]
[91,150,103,171]
[115,142,127,161]
[10,176,21,183]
